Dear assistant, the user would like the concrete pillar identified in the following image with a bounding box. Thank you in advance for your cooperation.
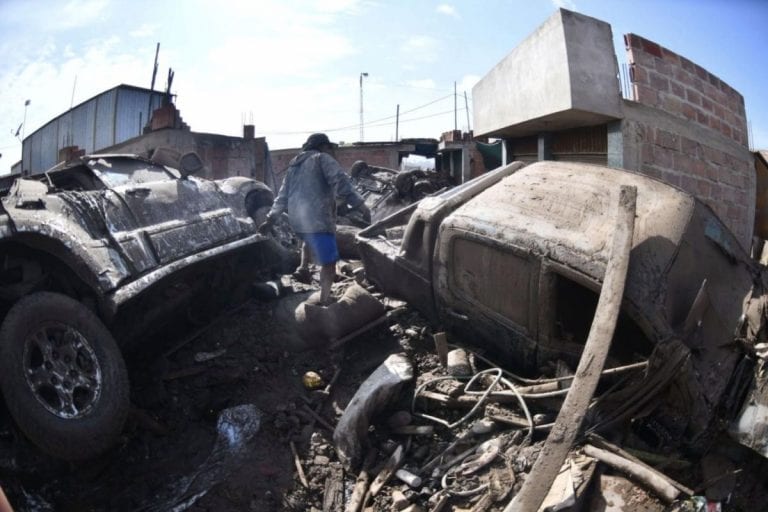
[502,139,512,164]
[538,132,553,161]
[461,146,471,183]
[607,120,624,168]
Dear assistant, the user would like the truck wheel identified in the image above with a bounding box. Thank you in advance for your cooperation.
[0,292,129,460]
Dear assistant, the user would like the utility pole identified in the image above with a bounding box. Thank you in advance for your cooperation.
[147,42,160,131]
[454,81,457,131]
[21,99,30,141]
[359,72,368,142]
[395,104,400,142]
[464,91,470,134]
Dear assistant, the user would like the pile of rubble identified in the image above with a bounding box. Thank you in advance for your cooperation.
[279,280,754,512]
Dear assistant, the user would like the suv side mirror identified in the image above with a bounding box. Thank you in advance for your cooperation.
[178,152,204,177]
[150,147,204,178]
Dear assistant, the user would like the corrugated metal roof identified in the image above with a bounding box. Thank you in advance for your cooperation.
[20,84,165,175]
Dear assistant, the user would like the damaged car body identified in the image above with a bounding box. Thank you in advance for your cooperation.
[357,160,768,459]
[0,150,292,460]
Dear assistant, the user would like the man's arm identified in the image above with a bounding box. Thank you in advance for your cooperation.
[260,169,291,233]
[267,171,291,220]
[319,153,365,208]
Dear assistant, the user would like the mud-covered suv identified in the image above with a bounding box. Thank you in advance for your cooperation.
[0,150,290,460]
[357,160,768,459]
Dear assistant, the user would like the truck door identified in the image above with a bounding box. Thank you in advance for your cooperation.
[435,230,540,369]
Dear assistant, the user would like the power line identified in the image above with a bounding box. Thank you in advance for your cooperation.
[262,93,456,135]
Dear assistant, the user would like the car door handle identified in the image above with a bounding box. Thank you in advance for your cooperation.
[447,308,469,321]
[126,188,151,196]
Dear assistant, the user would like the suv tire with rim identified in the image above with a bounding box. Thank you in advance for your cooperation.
[0,292,129,460]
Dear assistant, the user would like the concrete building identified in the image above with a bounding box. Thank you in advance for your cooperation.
[473,9,754,249]
[271,139,438,185]
[104,104,274,187]
[21,90,275,188]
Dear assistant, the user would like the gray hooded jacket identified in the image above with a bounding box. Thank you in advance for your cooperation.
[268,150,364,234]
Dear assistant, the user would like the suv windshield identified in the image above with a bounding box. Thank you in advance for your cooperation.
[88,157,174,187]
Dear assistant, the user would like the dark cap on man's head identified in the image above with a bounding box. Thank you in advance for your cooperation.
[303,133,336,151]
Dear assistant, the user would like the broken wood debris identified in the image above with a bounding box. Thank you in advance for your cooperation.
[507,185,637,512]
[290,441,309,488]
[369,444,405,496]
[583,444,681,503]
[346,449,377,512]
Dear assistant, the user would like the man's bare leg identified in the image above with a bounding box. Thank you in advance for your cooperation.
[300,242,311,271]
[319,263,336,305]
[293,242,313,283]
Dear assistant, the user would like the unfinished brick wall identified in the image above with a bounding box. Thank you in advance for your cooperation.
[625,34,747,145]
[624,33,754,246]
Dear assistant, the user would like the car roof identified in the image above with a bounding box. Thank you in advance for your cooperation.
[445,161,696,279]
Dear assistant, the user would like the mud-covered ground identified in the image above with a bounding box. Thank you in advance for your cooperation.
[1,273,768,511]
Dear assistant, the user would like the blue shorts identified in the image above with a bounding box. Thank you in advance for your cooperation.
[298,232,339,265]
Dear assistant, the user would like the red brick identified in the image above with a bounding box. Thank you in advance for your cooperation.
[655,58,672,76]
[661,48,681,66]
[653,146,674,168]
[662,170,681,187]
[695,65,708,80]
[655,129,680,150]
[712,103,725,120]
[720,123,732,139]
[703,146,725,165]
[686,88,701,106]
[670,81,686,99]
[708,72,721,88]
[680,174,698,193]
[649,72,670,92]
[674,153,696,174]
[662,95,683,115]
[630,64,648,84]
[695,178,711,198]
[696,110,709,125]
[680,57,695,73]
[727,204,742,222]
[642,39,663,58]
[635,84,658,106]
[673,67,694,87]
[692,159,710,178]
[641,143,654,163]
[624,33,642,50]
[682,103,697,121]
[640,165,663,180]
[708,116,721,131]
[681,137,700,157]
[701,96,714,112]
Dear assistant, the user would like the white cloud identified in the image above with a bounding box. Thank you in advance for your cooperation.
[130,23,158,38]
[1,0,111,32]
[406,79,437,89]
[436,4,459,18]
[400,35,439,64]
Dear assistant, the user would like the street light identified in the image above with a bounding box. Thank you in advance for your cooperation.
[359,72,368,142]
[21,99,30,141]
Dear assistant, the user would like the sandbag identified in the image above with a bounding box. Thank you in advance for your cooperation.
[294,284,385,346]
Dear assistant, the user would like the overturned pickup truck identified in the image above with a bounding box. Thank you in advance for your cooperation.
[358,160,768,459]
[0,150,291,460]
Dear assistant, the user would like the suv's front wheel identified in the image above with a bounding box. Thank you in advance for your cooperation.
[0,292,129,460]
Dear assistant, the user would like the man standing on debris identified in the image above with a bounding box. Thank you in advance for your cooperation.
[260,133,370,305]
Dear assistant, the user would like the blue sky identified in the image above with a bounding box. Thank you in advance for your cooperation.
[0,0,766,175]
